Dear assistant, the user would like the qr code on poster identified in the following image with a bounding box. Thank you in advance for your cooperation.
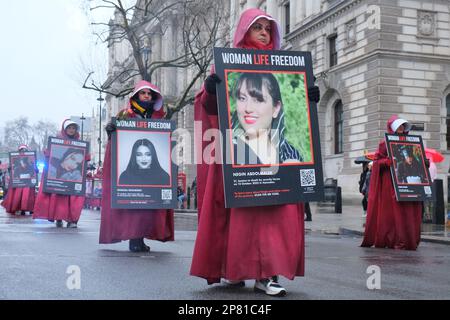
[74,183,82,191]
[161,189,172,200]
[300,169,316,187]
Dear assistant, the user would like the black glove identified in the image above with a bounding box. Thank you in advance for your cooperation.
[204,73,221,95]
[308,75,320,103]
[308,85,320,103]
[105,122,116,139]
[425,158,430,169]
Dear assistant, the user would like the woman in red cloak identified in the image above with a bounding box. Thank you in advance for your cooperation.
[33,120,89,228]
[100,80,174,252]
[1,145,36,215]
[361,115,422,250]
[190,8,320,296]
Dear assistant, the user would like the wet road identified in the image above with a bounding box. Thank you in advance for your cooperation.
[0,208,449,300]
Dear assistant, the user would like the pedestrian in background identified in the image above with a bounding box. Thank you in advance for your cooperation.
[358,162,369,216]
[361,162,372,218]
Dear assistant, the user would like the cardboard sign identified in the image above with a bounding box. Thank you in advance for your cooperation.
[111,118,177,209]
[214,47,324,208]
[385,133,433,201]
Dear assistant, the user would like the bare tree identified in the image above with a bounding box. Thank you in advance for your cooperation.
[33,120,59,152]
[83,0,229,119]
[4,118,33,150]
[2,118,58,153]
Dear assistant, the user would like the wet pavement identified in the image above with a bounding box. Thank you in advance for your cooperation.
[307,202,450,245]
[1,204,450,299]
[177,202,450,245]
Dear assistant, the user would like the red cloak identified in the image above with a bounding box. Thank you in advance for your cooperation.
[99,80,174,244]
[33,119,89,223]
[361,115,422,250]
[2,187,35,213]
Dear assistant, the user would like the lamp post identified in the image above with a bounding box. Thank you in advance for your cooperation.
[80,113,86,141]
[97,93,104,167]
[140,39,151,81]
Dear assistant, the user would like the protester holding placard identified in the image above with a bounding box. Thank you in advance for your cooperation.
[361,115,422,250]
[190,8,320,296]
[231,72,302,164]
[100,80,174,253]
[1,145,36,215]
[33,120,89,228]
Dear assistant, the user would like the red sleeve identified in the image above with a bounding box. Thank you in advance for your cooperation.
[198,86,218,115]
[152,108,166,119]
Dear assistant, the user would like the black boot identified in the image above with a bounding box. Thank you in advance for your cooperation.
[139,238,150,252]
[129,239,142,252]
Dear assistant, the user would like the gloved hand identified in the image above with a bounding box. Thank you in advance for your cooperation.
[308,76,320,103]
[308,85,320,103]
[425,158,430,168]
[204,73,221,95]
[105,122,116,140]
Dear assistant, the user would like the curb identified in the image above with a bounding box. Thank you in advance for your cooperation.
[339,227,450,245]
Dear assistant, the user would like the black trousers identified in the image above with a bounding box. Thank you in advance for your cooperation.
[362,197,367,211]
[305,202,312,219]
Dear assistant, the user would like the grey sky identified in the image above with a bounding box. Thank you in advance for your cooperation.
[0,0,109,130]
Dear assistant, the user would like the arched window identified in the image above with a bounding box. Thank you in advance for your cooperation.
[446,94,450,150]
[334,100,343,154]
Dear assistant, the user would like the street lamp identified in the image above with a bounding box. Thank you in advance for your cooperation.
[97,92,104,167]
[80,113,86,141]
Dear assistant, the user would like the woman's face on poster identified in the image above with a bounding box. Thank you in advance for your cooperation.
[236,80,281,139]
[61,152,83,171]
[136,145,152,169]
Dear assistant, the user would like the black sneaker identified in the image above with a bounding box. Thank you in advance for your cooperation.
[254,276,286,296]
[66,222,78,228]
[55,220,63,228]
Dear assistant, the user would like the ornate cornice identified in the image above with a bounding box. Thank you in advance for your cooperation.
[286,0,364,42]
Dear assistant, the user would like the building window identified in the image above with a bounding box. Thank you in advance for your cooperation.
[329,34,338,68]
[446,94,450,150]
[334,100,343,154]
[284,2,290,34]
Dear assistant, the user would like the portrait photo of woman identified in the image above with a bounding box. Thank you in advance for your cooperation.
[229,72,306,165]
[118,138,170,186]
[48,147,85,182]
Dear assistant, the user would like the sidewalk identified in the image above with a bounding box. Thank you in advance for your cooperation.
[307,202,450,245]
[175,203,450,245]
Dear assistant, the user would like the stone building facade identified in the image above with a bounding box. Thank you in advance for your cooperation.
[234,0,450,199]
[101,0,230,198]
[102,0,450,201]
